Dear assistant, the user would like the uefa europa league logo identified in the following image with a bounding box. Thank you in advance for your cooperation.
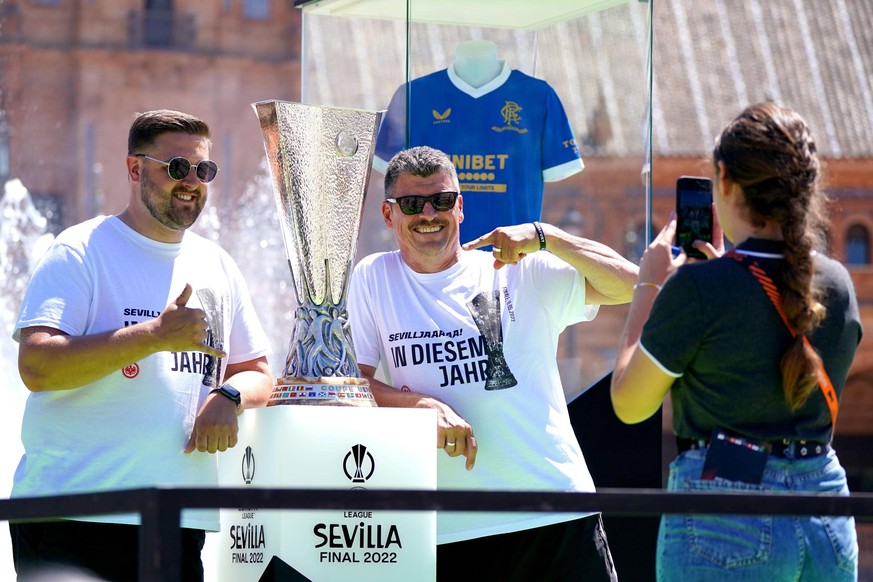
[343,444,375,484]
[253,100,382,406]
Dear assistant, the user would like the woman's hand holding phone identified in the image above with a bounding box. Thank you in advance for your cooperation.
[640,215,687,288]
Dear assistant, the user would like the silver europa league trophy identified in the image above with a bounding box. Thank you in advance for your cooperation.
[253,100,382,406]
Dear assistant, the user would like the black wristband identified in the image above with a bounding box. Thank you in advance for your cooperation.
[212,383,242,408]
[532,221,546,251]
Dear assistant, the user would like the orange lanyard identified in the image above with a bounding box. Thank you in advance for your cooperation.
[726,250,839,427]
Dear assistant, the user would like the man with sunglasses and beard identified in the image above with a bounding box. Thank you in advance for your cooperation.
[10,109,273,581]
[348,145,636,580]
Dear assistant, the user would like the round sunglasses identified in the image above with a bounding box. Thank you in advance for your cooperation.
[135,154,219,183]
[386,191,459,215]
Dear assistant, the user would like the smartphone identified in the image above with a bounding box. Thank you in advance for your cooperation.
[675,176,713,259]
[701,429,769,484]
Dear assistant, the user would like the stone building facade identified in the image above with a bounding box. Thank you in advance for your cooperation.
[0,0,301,226]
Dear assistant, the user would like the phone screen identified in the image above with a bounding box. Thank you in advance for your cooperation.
[675,176,713,259]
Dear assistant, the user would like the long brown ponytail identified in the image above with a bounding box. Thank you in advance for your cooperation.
[713,103,829,411]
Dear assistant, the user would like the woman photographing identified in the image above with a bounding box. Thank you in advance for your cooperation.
[611,102,861,581]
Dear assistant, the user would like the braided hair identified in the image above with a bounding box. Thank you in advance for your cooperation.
[713,103,829,411]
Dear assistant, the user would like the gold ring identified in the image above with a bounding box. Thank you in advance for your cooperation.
[446,441,456,446]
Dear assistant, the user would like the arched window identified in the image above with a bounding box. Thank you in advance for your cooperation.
[845,223,870,265]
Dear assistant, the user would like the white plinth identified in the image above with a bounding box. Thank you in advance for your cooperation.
[215,405,436,581]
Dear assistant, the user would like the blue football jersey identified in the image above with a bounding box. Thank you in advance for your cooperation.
[374,64,583,242]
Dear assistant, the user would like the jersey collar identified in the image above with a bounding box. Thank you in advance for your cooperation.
[447,62,512,98]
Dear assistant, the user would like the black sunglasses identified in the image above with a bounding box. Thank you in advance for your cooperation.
[135,154,219,183]
[386,191,459,215]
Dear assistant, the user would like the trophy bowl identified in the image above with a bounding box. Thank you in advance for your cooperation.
[253,100,383,407]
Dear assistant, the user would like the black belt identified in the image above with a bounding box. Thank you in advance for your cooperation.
[677,437,830,459]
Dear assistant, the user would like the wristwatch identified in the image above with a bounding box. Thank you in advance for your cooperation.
[211,383,242,409]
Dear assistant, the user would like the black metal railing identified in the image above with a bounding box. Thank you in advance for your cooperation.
[2,487,871,581]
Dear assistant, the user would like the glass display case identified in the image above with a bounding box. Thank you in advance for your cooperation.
[292,6,658,577]
[295,0,653,398]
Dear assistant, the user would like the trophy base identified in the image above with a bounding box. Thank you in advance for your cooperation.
[266,376,377,407]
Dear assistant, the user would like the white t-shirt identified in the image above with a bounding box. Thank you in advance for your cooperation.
[12,216,271,531]
[348,249,598,543]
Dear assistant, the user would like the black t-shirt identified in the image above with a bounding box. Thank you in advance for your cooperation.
[641,238,862,443]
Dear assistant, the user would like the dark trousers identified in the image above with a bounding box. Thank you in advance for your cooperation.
[10,520,206,582]
[437,513,618,581]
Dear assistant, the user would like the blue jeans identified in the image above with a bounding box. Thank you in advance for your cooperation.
[657,447,858,582]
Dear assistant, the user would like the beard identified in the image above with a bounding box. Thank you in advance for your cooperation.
[139,167,204,231]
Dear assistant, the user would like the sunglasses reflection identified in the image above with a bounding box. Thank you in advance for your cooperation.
[388,191,458,215]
